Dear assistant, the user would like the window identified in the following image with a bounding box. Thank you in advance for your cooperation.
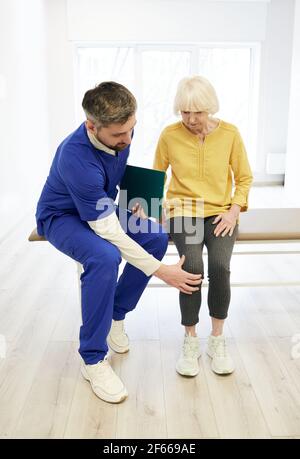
[75,44,259,169]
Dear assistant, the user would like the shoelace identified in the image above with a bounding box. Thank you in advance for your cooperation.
[93,359,118,383]
[214,339,227,358]
[183,338,199,359]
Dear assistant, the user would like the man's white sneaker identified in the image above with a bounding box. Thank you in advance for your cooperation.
[206,334,235,375]
[107,319,129,354]
[81,357,128,403]
[176,334,201,377]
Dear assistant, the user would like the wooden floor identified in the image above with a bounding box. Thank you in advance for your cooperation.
[1,193,300,438]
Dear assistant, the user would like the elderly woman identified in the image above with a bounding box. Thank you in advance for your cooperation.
[153,75,253,377]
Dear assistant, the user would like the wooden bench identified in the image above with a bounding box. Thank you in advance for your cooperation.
[28,208,300,287]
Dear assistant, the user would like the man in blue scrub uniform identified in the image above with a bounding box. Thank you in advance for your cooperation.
[35,82,202,403]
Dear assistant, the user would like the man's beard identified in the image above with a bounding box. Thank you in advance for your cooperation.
[95,132,129,152]
[114,143,129,152]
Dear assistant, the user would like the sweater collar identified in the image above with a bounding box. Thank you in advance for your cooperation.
[86,129,116,156]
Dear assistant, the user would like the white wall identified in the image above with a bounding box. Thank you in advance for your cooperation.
[44,0,76,155]
[67,0,268,42]
[257,0,294,179]
[0,0,50,240]
[285,0,300,204]
[0,0,76,240]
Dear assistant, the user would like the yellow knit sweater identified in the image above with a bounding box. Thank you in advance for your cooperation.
[153,120,253,219]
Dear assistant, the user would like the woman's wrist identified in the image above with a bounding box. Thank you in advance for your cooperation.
[229,204,241,219]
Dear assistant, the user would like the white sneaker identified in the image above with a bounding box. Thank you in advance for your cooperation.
[176,334,201,377]
[206,334,235,375]
[107,319,129,354]
[81,357,128,403]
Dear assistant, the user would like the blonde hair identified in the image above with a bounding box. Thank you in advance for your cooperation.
[174,75,219,115]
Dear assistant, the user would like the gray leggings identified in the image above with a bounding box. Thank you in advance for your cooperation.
[167,216,238,325]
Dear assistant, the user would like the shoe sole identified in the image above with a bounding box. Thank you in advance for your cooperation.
[206,351,235,375]
[175,353,201,377]
[176,367,199,377]
[107,335,130,354]
[81,367,128,404]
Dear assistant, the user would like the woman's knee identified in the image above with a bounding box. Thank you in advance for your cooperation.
[208,260,231,279]
[181,252,204,275]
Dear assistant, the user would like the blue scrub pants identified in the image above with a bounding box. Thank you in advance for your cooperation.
[45,207,168,365]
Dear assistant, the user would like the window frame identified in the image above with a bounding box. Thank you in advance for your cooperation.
[73,41,261,175]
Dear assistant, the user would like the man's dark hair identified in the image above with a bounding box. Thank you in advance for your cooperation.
[82,81,137,127]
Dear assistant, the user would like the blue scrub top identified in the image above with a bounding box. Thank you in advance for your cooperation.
[36,123,130,237]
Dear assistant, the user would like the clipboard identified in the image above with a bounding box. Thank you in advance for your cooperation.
[118,165,166,219]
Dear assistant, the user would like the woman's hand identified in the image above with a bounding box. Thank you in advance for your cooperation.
[212,205,241,237]
[131,202,148,220]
